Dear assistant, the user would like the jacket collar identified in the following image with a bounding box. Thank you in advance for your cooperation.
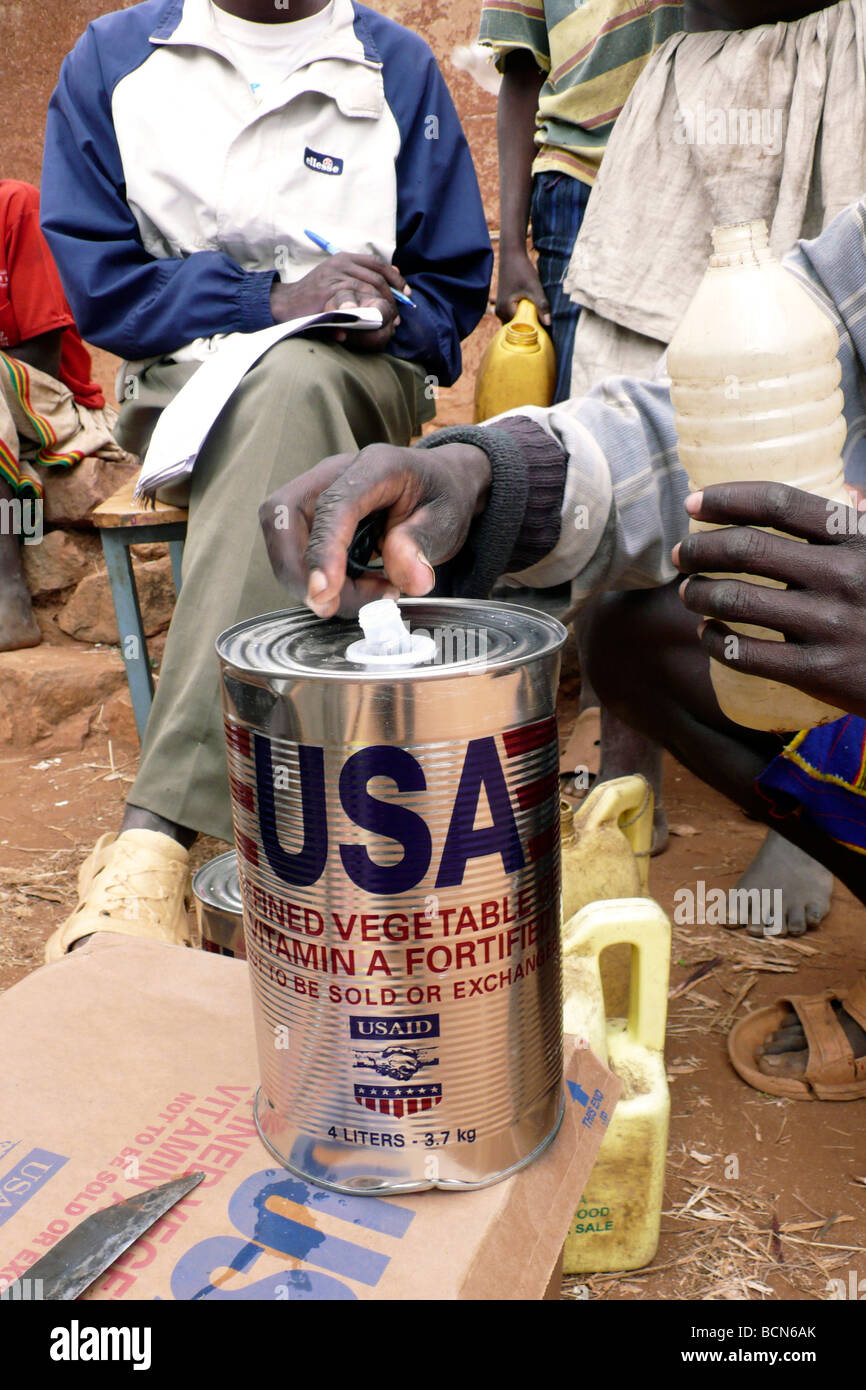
[149,0,384,117]
[150,0,380,61]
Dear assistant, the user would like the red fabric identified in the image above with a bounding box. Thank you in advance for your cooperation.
[0,180,105,410]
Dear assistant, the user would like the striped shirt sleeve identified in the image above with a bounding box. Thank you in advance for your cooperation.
[498,373,688,598]
[782,202,866,493]
[486,197,866,598]
[478,0,551,73]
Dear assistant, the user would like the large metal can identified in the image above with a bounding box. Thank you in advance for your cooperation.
[216,598,566,1195]
[192,851,246,959]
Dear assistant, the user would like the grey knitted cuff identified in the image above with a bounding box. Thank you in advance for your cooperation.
[414,419,566,596]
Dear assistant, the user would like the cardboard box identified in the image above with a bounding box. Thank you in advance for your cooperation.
[0,936,618,1301]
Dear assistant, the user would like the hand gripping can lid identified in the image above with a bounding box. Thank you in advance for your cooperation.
[216,598,567,1195]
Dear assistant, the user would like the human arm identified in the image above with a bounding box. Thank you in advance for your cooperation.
[373,23,493,385]
[260,443,493,617]
[1,181,70,379]
[477,1,551,325]
[495,50,550,325]
[41,31,404,359]
[675,482,866,719]
[261,195,866,616]
[39,27,278,360]
[260,368,690,617]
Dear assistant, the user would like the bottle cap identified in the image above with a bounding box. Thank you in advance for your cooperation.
[345,598,437,666]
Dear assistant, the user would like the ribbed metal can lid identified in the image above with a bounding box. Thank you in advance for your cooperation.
[191,851,242,917]
[216,598,567,681]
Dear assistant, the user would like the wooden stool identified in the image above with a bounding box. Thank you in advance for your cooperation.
[91,481,188,742]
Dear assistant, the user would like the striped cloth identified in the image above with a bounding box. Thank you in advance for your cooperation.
[478,0,684,185]
[562,0,866,394]
[0,350,131,499]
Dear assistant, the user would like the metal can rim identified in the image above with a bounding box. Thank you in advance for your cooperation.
[191,850,242,916]
[215,598,567,683]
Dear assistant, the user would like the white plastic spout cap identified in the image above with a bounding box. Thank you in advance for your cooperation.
[357,598,412,656]
[345,598,437,667]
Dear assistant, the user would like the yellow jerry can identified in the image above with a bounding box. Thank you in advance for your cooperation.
[474,298,556,422]
[562,898,671,1274]
[560,776,671,1275]
[561,775,653,1017]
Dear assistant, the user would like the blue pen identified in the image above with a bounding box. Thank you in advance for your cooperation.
[304,228,416,309]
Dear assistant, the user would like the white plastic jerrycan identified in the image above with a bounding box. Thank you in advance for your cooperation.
[668,218,850,733]
[562,898,671,1274]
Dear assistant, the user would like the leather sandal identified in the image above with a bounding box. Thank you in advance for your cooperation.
[45,829,194,963]
[727,977,866,1100]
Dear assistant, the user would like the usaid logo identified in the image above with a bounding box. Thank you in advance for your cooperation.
[304,146,343,175]
[349,1013,440,1040]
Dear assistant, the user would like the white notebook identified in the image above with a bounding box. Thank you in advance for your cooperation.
[134,307,383,498]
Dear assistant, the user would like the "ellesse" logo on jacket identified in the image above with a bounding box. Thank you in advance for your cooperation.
[304,147,343,175]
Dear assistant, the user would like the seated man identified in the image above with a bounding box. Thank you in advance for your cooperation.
[262,194,866,1100]
[41,0,491,958]
[0,179,131,651]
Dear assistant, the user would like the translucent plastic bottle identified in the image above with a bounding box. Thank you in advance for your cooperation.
[474,299,556,421]
[668,220,849,733]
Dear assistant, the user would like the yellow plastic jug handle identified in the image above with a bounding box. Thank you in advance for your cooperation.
[573,775,653,893]
[563,898,670,1052]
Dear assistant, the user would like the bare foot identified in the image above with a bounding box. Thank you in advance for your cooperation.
[731,829,833,938]
[0,573,42,651]
[757,999,866,1079]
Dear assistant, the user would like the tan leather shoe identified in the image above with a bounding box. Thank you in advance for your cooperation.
[45,830,194,963]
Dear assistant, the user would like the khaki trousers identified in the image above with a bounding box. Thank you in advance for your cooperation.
[127,338,430,842]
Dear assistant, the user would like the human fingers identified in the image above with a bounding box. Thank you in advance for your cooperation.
[303,443,490,617]
[344,254,410,295]
[259,452,361,597]
[674,523,837,590]
[678,575,826,643]
[302,449,440,616]
[696,618,814,691]
[683,481,854,545]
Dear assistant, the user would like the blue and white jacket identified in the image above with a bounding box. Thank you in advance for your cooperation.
[40,0,492,385]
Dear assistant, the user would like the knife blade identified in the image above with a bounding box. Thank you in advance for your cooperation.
[3,1171,205,1301]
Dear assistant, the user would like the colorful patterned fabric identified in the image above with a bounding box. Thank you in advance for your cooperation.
[0,350,128,499]
[0,181,104,410]
[757,717,866,857]
[478,0,684,184]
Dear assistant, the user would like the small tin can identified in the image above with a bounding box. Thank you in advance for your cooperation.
[217,599,566,1195]
[192,851,246,959]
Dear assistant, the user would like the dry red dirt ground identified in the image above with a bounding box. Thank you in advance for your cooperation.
[1,681,864,1302]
